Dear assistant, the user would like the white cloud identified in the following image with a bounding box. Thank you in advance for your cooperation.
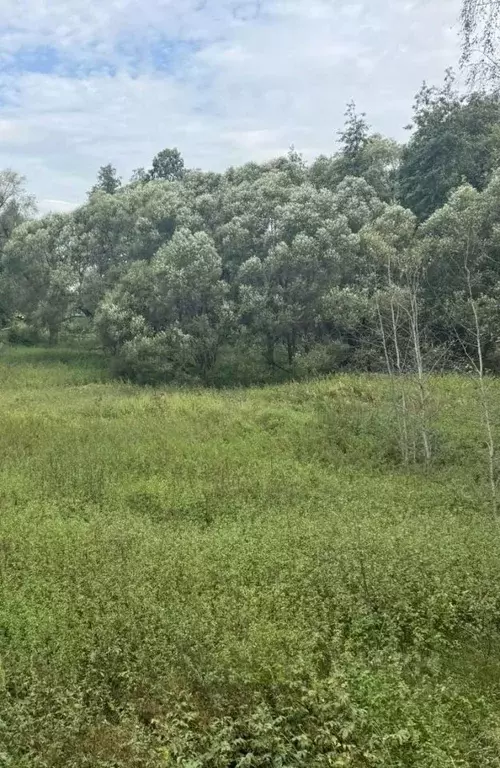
[0,0,462,210]
[38,199,80,215]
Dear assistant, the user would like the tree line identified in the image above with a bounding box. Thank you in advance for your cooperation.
[1,76,500,387]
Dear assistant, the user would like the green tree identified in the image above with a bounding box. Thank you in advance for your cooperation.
[89,164,122,196]
[362,205,432,463]
[420,177,500,364]
[66,179,193,318]
[0,169,36,246]
[97,229,232,382]
[129,167,148,184]
[149,148,185,182]
[237,180,367,369]
[398,73,500,220]
[215,170,296,278]
[2,214,75,344]
[421,177,500,512]
[339,101,370,174]
[310,105,400,201]
[0,169,36,326]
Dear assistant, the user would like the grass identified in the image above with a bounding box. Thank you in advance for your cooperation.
[1,345,500,766]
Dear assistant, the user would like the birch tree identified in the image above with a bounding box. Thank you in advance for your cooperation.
[361,205,432,465]
[422,181,500,514]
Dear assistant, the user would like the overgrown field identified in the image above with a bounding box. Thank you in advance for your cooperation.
[1,347,500,767]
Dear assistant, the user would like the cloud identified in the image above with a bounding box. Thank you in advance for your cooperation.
[38,199,80,215]
[0,0,462,211]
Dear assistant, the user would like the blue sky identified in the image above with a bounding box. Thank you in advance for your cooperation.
[0,0,461,213]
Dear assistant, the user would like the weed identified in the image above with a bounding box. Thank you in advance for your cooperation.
[0,350,499,765]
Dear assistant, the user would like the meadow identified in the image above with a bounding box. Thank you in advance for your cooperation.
[1,346,500,767]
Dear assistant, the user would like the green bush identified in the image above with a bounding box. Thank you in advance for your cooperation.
[6,319,40,346]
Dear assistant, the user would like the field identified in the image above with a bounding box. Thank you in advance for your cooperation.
[1,346,500,767]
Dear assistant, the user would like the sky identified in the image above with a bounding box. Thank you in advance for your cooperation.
[0,0,462,214]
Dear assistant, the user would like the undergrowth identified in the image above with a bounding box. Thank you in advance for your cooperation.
[0,346,499,766]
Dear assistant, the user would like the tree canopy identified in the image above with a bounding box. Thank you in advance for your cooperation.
[3,77,500,381]
[89,164,122,196]
[398,74,500,220]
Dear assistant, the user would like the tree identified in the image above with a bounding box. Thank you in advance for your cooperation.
[214,170,296,278]
[421,179,500,513]
[61,179,192,319]
[330,176,385,234]
[461,0,500,84]
[309,105,401,201]
[237,181,365,370]
[148,148,185,182]
[399,73,500,220]
[130,167,148,184]
[361,205,432,464]
[359,136,401,202]
[89,164,122,196]
[0,170,36,244]
[420,178,500,360]
[238,235,332,368]
[97,229,232,383]
[2,214,75,344]
[0,169,36,326]
[338,101,370,174]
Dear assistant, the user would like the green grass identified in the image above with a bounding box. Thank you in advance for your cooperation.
[1,345,500,766]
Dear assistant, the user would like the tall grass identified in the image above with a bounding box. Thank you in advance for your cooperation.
[0,347,499,766]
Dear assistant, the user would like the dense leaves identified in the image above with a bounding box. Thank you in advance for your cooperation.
[399,75,500,220]
[2,85,500,382]
[89,163,122,196]
[96,229,232,382]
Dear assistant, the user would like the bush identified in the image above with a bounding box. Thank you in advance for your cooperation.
[6,319,40,346]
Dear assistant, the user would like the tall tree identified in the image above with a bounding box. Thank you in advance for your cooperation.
[310,105,400,201]
[149,148,185,182]
[2,214,74,344]
[0,169,36,248]
[0,169,36,326]
[398,73,500,220]
[362,206,432,464]
[89,164,122,196]
[421,178,500,513]
[129,167,149,184]
[236,179,372,369]
[338,101,370,176]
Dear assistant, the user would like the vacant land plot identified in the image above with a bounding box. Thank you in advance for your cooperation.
[1,347,500,767]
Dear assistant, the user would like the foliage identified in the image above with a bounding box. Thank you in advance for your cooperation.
[96,229,233,382]
[398,73,500,220]
[149,147,186,182]
[2,214,74,344]
[89,164,122,196]
[2,77,500,382]
[420,173,500,362]
[0,350,500,765]
[310,104,400,201]
[0,170,36,326]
